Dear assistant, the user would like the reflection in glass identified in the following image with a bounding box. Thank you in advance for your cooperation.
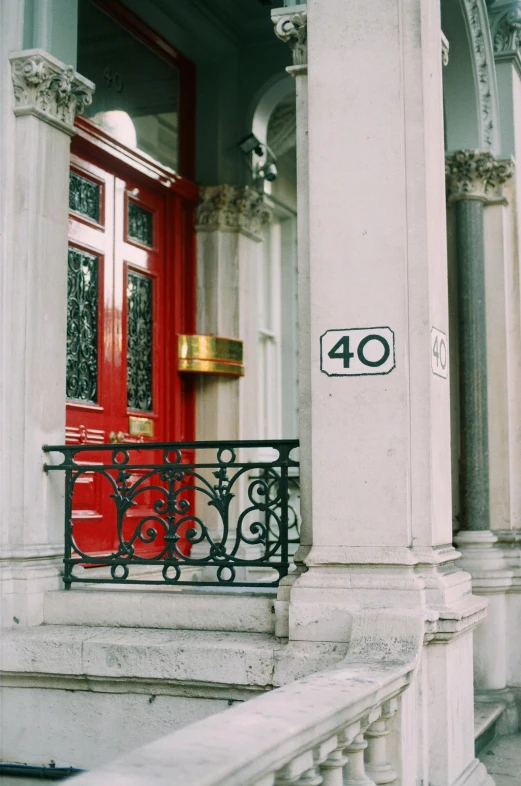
[69,172,101,222]
[67,248,99,403]
[127,271,153,412]
[77,0,180,171]
[128,201,153,247]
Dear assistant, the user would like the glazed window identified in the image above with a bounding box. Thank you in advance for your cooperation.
[127,270,154,413]
[77,0,180,171]
[66,247,99,403]
[69,171,101,222]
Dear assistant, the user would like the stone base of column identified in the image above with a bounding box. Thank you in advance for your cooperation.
[454,531,509,577]
[455,531,515,700]
[0,549,62,627]
[285,546,488,786]
[451,758,495,786]
[286,545,485,644]
[274,544,310,639]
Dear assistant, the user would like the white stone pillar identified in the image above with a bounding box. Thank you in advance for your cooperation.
[195,185,271,445]
[289,0,474,635]
[0,47,93,627]
[274,0,492,783]
[271,3,310,638]
[193,187,271,577]
[272,4,310,552]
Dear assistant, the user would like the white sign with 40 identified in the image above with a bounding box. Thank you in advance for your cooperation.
[431,327,448,378]
[320,327,396,377]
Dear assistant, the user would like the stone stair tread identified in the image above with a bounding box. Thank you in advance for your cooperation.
[474,701,506,739]
[1,625,278,689]
[43,588,276,633]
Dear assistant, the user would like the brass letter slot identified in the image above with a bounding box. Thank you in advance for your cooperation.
[178,334,244,377]
[128,416,154,438]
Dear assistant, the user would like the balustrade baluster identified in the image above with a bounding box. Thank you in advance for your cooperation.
[344,732,376,786]
[319,739,348,786]
[364,699,398,784]
[296,768,323,785]
[276,752,316,785]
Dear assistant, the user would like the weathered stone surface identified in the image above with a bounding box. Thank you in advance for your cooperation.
[43,588,276,634]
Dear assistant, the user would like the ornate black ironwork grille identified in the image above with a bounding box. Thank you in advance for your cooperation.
[127,271,153,411]
[69,171,100,222]
[43,440,299,588]
[264,469,300,560]
[128,200,153,247]
[66,248,99,402]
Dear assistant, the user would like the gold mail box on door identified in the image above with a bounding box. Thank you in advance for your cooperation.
[178,335,244,377]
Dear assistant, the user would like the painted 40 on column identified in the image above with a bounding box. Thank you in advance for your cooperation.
[320,327,396,377]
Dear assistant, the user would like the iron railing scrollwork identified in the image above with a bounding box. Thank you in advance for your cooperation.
[43,439,299,588]
[261,468,300,560]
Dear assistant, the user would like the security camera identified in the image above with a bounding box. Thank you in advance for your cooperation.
[262,162,278,182]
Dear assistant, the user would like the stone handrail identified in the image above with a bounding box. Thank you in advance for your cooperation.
[70,655,415,785]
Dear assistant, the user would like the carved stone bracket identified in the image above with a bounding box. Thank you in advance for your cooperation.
[10,49,95,136]
[445,149,515,202]
[489,0,521,74]
[196,185,272,242]
[272,6,307,77]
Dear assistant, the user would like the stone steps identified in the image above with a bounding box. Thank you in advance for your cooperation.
[474,701,508,755]
[1,624,278,693]
[0,624,280,770]
[478,733,521,784]
[43,586,277,634]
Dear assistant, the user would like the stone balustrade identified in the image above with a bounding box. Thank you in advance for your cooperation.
[70,659,412,786]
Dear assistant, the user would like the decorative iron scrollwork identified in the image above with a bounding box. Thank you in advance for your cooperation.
[127,271,153,412]
[43,439,300,588]
[69,172,100,222]
[66,247,99,402]
[128,200,153,247]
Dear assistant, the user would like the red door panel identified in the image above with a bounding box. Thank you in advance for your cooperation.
[66,148,195,558]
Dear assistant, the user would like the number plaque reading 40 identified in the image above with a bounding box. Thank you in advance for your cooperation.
[431,327,448,379]
[320,327,395,377]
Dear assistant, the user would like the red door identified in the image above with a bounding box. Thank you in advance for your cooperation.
[66,142,195,556]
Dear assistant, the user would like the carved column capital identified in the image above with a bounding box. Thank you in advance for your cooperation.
[272,7,307,76]
[10,49,95,136]
[445,150,514,202]
[196,185,272,241]
[489,0,521,70]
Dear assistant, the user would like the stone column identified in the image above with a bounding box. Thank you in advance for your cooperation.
[273,1,491,784]
[447,152,515,703]
[446,150,514,536]
[455,0,521,724]
[272,4,310,549]
[193,186,271,577]
[0,48,93,627]
[195,185,271,445]
[271,3,310,637]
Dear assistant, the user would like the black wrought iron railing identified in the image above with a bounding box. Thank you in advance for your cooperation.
[43,440,299,588]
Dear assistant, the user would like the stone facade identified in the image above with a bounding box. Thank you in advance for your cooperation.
[1,0,521,784]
